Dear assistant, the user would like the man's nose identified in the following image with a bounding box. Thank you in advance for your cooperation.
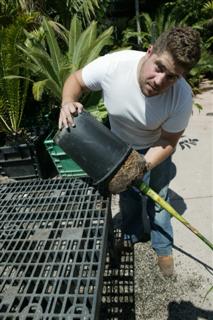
[154,73,166,86]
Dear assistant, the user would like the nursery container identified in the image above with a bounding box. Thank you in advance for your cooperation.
[54,111,132,186]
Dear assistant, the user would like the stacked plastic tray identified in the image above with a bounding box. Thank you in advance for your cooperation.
[0,178,110,319]
[0,143,40,180]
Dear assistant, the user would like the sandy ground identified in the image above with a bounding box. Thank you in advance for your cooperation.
[110,80,213,320]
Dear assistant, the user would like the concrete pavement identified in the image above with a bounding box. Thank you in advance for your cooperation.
[170,80,213,311]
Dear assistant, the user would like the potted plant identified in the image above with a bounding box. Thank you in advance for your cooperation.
[0,15,56,179]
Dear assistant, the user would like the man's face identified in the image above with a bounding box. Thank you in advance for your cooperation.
[139,47,184,97]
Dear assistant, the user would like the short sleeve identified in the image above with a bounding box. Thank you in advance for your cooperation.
[82,55,111,91]
[162,91,193,133]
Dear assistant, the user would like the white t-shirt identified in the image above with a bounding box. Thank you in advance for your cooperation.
[82,50,193,149]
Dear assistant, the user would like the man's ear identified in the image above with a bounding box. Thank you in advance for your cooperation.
[147,45,153,56]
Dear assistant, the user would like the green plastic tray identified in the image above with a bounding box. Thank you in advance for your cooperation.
[44,133,87,177]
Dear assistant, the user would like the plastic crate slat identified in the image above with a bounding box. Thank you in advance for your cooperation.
[0,178,109,319]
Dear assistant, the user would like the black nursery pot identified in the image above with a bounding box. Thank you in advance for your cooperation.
[54,111,132,186]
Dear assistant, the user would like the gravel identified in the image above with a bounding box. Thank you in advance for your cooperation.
[134,241,212,320]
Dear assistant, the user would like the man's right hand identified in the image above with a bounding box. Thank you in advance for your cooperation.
[58,101,83,129]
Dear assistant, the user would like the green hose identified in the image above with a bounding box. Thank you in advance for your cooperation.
[138,181,213,251]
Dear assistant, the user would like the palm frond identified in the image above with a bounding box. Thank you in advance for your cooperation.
[0,17,30,134]
[32,79,49,101]
[141,13,153,33]
[48,20,69,44]
[68,15,82,60]
[72,21,98,70]
[71,0,99,23]
[33,78,62,102]
[42,17,63,75]
[203,0,213,12]
[81,27,113,66]
[18,14,113,107]
[18,45,61,89]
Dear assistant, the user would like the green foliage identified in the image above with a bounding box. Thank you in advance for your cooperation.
[0,16,30,134]
[186,0,213,89]
[18,15,113,105]
[187,46,213,92]
[164,1,213,44]
[0,0,19,17]
[122,8,187,50]
[42,0,100,28]
[87,99,108,122]
[193,103,203,112]
[164,0,206,24]
[1,0,101,30]
[71,0,99,23]
[81,91,108,122]
[202,0,213,14]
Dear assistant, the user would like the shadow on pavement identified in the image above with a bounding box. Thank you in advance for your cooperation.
[167,300,213,320]
[178,136,199,150]
[169,188,187,216]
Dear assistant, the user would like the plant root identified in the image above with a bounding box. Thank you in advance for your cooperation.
[108,149,146,194]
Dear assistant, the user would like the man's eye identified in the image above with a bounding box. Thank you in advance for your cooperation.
[155,65,162,72]
[167,74,178,81]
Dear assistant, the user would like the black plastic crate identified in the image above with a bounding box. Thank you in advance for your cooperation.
[0,178,111,319]
[0,143,40,180]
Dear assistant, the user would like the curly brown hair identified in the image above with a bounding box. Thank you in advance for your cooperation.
[152,27,201,73]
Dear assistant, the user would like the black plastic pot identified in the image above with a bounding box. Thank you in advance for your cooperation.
[54,111,132,187]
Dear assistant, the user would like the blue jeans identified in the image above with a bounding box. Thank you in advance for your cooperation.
[119,150,173,256]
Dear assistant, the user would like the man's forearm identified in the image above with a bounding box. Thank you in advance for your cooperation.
[61,70,86,106]
[144,128,184,170]
[144,139,176,170]
[59,70,88,128]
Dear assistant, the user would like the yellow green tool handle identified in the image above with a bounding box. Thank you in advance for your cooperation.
[138,181,213,251]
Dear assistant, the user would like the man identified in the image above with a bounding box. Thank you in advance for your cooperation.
[58,27,201,276]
